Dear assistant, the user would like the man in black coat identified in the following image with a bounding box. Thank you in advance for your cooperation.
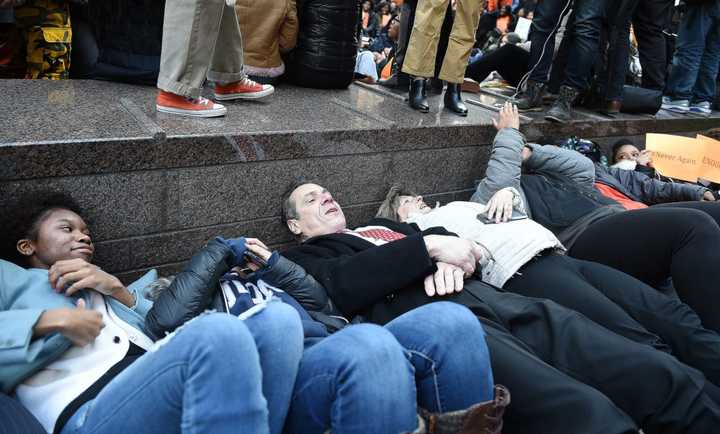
[280,181,720,434]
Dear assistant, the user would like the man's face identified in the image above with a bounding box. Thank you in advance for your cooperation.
[396,195,431,221]
[18,209,94,269]
[287,184,347,239]
[362,1,371,11]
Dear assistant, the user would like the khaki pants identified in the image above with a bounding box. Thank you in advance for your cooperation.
[157,0,246,98]
[402,0,484,83]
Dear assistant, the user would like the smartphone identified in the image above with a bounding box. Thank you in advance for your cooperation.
[477,211,528,225]
[243,250,268,268]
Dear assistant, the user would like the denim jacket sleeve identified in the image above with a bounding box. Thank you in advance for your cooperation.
[0,261,72,393]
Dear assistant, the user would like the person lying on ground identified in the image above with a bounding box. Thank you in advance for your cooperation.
[0,192,303,434]
[145,236,507,434]
[472,102,720,333]
[278,180,720,434]
[376,183,720,385]
[605,138,716,201]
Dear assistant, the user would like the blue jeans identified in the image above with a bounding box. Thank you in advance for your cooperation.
[665,2,720,103]
[285,302,494,434]
[528,0,608,90]
[62,304,304,434]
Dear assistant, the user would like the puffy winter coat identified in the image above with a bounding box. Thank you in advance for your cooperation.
[286,0,360,88]
[144,239,349,340]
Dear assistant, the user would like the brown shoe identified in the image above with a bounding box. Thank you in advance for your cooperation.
[602,100,622,115]
[461,78,481,94]
[407,385,511,434]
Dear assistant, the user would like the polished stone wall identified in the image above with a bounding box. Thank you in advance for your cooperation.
[2,80,718,282]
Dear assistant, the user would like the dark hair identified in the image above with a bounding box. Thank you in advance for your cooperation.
[280,179,318,237]
[376,184,418,221]
[0,191,84,266]
[611,138,637,163]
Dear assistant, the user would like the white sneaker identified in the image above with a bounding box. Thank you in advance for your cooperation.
[661,98,689,114]
[689,101,712,117]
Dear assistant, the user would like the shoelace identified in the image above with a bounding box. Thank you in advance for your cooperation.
[239,77,260,87]
[184,96,211,106]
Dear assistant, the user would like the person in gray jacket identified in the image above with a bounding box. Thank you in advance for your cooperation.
[377,108,720,386]
[472,102,720,334]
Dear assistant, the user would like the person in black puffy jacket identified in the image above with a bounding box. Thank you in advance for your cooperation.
[285,0,360,88]
[146,236,506,434]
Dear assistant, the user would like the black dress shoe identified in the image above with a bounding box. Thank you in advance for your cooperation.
[444,83,468,116]
[409,78,429,113]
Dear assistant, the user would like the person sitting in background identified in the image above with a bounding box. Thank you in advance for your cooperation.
[361,0,380,38]
[146,236,506,434]
[236,0,298,85]
[0,192,304,434]
[465,32,529,87]
[155,0,274,117]
[494,5,513,34]
[376,1,394,29]
[356,17,400,84]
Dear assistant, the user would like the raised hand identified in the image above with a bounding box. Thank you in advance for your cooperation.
[492,102,520,131]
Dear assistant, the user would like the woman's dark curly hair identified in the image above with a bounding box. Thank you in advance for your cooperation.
[0,191,84,266]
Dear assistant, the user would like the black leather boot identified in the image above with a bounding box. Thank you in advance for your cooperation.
[409,78,430,113]
[545,85,580,123]
[444,83,468,116]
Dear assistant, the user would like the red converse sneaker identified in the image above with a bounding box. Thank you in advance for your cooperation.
[156,90,227,117]
[214,77,274,101]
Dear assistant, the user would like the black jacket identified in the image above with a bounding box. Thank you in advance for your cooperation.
[286,0,359,88]
[282,218,482,325]
[145,239,335,340]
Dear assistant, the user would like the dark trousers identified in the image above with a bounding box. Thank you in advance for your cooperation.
[528,0,608,90]
[504,253,720,385]
[465,43,529,87]
[569,206,720,332]
[371,280,720,434]
[601,0,673,101]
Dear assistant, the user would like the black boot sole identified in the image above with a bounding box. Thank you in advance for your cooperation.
[544,114,570,123]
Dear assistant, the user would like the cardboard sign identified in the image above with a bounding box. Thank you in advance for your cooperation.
[645,133,720,183]
[697,135,720,183]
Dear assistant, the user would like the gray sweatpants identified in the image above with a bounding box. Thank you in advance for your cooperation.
[157,0,246,98]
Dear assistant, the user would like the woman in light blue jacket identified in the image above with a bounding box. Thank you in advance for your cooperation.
[0,192,304,434]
